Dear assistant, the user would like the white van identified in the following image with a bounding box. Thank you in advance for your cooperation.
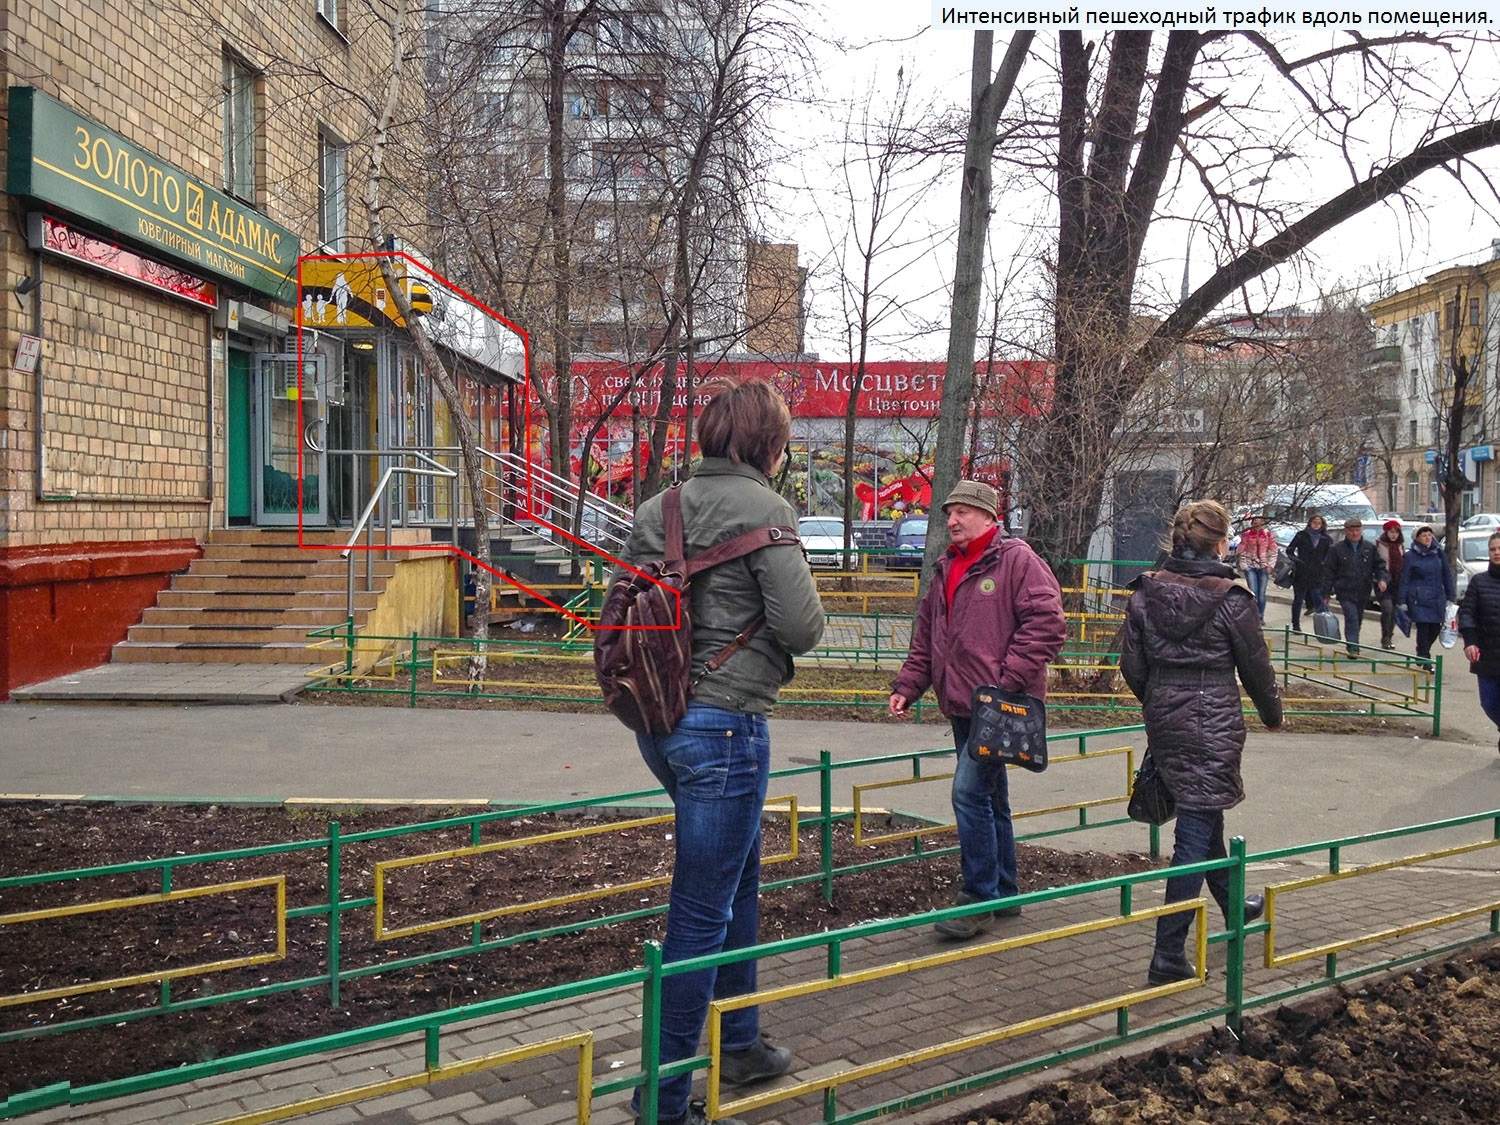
[1261,483,1379,546]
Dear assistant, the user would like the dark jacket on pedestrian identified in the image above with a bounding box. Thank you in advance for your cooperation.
[1286,526,1331,590]
[1120,555,1283,812]
[1325,536,1389,605]
[891,532,1066,716]
[619,458,825,714]
[1401,539,1454,625]
[1457,564,1500,677]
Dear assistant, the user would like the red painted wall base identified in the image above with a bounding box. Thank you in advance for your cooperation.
[0,538,201,698]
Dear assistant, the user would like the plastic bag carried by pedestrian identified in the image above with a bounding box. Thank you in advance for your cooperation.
[1439,600,1460,649]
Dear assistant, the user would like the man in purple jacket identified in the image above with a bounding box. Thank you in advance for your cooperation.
[888,481,1067,939]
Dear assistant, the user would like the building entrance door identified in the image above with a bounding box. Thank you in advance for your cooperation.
[253,352,328,526]
[227,349,252,523]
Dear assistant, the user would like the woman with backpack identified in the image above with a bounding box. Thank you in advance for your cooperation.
[611,378,824,1125]
[1286,512,1332,632]
[1120,500,1283,986]
[1401,525,1453,659]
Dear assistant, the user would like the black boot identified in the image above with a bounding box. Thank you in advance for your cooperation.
[1146,951,1199,985]
[1243,894,1265,923]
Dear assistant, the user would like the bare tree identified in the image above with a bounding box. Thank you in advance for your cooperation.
[817,68,946,565]
[923,29,1033,578]
[981,30,1500,578]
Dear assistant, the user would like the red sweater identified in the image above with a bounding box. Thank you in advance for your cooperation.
[946,525,1000,608]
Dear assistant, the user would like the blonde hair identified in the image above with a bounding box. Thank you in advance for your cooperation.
[1170,500,1232,556]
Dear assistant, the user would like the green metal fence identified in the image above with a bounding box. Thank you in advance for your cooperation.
[0,725,1152,1051]
[5,799,1495,1123]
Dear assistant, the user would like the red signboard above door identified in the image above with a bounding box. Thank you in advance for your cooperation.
[41,215,219,310]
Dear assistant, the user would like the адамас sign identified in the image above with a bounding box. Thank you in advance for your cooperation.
[6,86,299,301]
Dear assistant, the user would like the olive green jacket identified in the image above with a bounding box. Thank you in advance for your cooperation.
[616,459,825,714]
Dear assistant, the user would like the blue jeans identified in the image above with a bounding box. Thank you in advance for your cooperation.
[633,703,770,1120]
[1340,599,1365,653]
[950,718,1019,904]
[1244,568,1268,620]
[1478,675,1500,732]
[1154,807,1231,959]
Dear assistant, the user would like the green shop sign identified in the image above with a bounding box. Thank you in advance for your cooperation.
[6,87,299,301]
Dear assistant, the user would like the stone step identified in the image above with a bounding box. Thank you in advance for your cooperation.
[111,643,330,666]
[155,590,379,610]
[139,607,366,628]
[183,558,398,578]
[126,624,333,645]
[169,574,361,593]
[208,528,435,547]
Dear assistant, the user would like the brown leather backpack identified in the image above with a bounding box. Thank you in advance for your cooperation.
[593,485,801,735]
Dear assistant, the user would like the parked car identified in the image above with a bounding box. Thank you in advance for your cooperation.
[1461,512,1500,530]
[798,516,850,568]
[886,516,928,570]
[1455,528,1491,599]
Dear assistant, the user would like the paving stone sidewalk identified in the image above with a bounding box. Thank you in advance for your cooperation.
[16,862,1499,1125]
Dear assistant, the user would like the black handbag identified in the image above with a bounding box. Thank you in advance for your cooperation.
[965,685,1048,772]
[1127,751,1176,825]
[1272,554,1295,588]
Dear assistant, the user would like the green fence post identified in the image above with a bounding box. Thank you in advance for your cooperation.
[471,821,484,948]
[159,866,172,1009]
[1432,653,1443,737]
[1226,836,1247,1037]
[344,615,355,676]
[639,941,664,1125]
[1493,814,1499,935]
[408,632,420,707]
[327,821,342,1008]
[1148,822,1160,861]
[820,749,835,904]
[1117,883,1133,1038]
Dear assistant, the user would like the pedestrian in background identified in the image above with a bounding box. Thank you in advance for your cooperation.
[1325,517,1388,657]
[889,480,1066,940]
[1457,529,1500,755]
[1237,515,1278,622]
[1376,519,1406,649]
[1120,500,1283,985]
[1286,512,1332,632]
[1401,525,1452,660]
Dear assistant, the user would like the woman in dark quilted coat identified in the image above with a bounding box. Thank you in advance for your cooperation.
[1121,500,1284,985]
[1457,529,1500,754]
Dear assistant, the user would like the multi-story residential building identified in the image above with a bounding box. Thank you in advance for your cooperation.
[0,1,524,695]
[1369,245,1500,519]
[432,1,759,368]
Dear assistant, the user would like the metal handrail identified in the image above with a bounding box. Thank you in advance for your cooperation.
[338,453,457,621]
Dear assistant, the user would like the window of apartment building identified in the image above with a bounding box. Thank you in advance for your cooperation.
[222,51,259,201]
[1409,368,1418,398]
[1444,300,1458,329]
[1410,418,1418,445]
[318,130,347,252]
[1432,416,1441,445]
[316,0,342,33]
[1470,297,1482,326]
[1407,471,1420,513]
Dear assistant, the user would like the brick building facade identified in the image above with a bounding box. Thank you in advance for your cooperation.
[0,1,523,694]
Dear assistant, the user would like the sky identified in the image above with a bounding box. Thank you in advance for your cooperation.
[763,8,1500,360]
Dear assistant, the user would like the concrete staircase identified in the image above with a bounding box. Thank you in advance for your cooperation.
[111,528,431,665]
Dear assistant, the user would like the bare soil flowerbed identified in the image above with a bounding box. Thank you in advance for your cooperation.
[944,944,1500,1124]
[298,658,1410,734]
[0,801,1155,1100]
